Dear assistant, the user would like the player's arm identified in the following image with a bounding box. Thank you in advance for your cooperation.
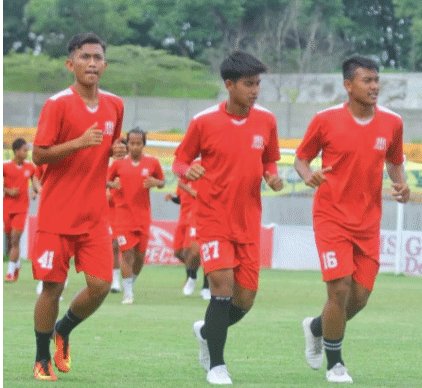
[263,161,283,192]
[386,161,410,203]
[165,193,181,204]
[143,177,165,189]
[177,180,197,197]
[31,175,42,195]
[294,157,332,188]
[3,185,19,197]
[106,177,121,190]
[32,122,103,165]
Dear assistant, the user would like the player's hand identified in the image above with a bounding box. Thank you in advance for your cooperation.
[264,172,283,192]
[30,190,37,200]
[304,166,332,188]
[185,164,205,181]
[164,193,174,201]
[112,177,121,190]
[143,177,160,189]
[391,183,410,203]
[112,138,127,159]
[78,122,103,148]
[7,187,19,197]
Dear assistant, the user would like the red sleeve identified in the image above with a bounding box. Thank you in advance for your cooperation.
[153,158,165,181]
[107,161,118,181]
[296,114,323,161]
[262,116,281,164]
[174,119,201,165]
[112,101,124,144]
[386,120,404,165]
[263,161,278,176]
[172,159,190,176]
[34,99,61,147]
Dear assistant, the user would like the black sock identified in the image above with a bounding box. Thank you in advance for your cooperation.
[323,337,344,370]
[228,304,248,326]
[55,309,83,338]
[202,272,209,289]
[186,268,197,279]
[311,316,323,337]
[35,330,53,362]
[200,295,231,369]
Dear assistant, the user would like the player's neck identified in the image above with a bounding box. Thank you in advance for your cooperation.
[73,82,99,108]
[225,100,250,117]
[130,154,142,163]
[13,157,24,166]
[346,100,376,120]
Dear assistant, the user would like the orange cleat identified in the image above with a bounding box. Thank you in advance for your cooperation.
[33,360,58,381]
[5,273,16,283]
[53,332,71,373]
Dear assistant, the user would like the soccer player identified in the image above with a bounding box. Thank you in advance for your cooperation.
[172,51,283,385]
[3,138,40,282]
[31,32,126,381]
[294,55,410,383]
[107,128,165,305]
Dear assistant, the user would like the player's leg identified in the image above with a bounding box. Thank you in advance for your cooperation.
[121,248,135,304]
[110,238,121,293]
[183,241,201,296]
[131,232,148,285]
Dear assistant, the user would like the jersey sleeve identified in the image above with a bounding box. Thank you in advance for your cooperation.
[153,158,165,181]
[296,114,323,161]
[112,100,124,144]
[262,117,280,164]
[107,161,119,181]
[34,99,62,147]
[174,118,201,165]
[386,120,404,165]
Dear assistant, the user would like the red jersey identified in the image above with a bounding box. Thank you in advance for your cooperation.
[108,155,165,234]
[296,103,404,233]
[3,160,35,214]
[34,85,124,234]
[174,102,280,243]
[34,164,48,184]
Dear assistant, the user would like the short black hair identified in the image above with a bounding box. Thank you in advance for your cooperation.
[342,55,379,80]
[127,128,147,146]
[220,51,267,82]
[67,32,106,57]
[12,138,26,152]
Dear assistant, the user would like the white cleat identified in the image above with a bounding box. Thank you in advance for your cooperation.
[193,320,210,371]
[110,284,121,293]
[122,294,134,304]
[207,365,232,385]
[183,277,197,296]
[326,363,353,383]
[302,317,323,370]
[200,288,211,300]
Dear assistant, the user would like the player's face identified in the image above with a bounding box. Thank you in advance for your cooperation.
[14,144,28,160]
[66,43,107,87]
[127,133,145,159]
[344,67,379,107]
[227,75,261,110]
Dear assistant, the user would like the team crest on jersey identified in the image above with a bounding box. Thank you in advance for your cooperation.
[24,170,31,177]
[252,135,264,150]
[374,137,387,151]
[104,121,115,136]
[141,168,149,176]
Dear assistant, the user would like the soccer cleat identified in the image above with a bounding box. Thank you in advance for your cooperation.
[33,360,58,381]
[326,363,353,383]
[193,320,210,371]
[183,277,197,296]
[110,284,121,293]
[200,288,211,300]
[122,294,134,304]
[302,317,323,370]
[4,273,17,283]
[14,265,21,280]
[207,365,233,385]
[53,332,71,373]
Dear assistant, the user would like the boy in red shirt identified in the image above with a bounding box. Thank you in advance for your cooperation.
[3,138,40,282]
[31,33,126,381]
[295,55,410,383]
[107,128,165,304]
[172,51,283,385]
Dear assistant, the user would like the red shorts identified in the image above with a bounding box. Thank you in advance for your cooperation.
[173,222,189,251]
[32,228,113,283]
[3,212,27,233]
[117,230,149,253]
[184,226,197,248]
[199,238,260,291]
[314,227,380,291]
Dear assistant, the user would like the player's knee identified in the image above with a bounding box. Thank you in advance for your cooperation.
[88,280,111,300]
[327,277,352,305]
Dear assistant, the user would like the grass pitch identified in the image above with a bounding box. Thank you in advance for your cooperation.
[3,261,421,387]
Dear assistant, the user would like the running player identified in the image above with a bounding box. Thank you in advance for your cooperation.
[3,138,40,282]
[31,32,126,381]
[107,128,165,304]
[295,55,410,383]
[172,51,283,385]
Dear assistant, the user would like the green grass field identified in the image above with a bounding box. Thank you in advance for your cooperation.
[3,261,422,387]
